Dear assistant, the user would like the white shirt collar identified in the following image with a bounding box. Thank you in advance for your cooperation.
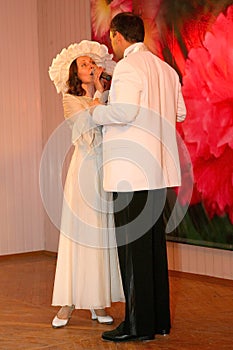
[124,42,148,58]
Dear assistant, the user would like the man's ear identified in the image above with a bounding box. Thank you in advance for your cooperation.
[115,31,123,43]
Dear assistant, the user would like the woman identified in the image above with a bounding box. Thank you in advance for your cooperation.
[48,40,124,328]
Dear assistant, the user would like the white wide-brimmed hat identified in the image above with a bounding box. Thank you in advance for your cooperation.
[49,40,116,94]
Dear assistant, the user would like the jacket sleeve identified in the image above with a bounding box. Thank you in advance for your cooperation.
[92,61,142,125]
[176,84,186,122]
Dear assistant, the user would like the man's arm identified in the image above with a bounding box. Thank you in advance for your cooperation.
[177,84,186,122]
[92,61,142,125]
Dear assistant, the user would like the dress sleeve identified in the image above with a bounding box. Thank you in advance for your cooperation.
[62,94,97,146]
[62,93,84,119]
[93,90,109,104]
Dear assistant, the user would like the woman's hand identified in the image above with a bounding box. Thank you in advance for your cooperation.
[93,67,111,92]
[90,98,102,107]
[93,67,104,93]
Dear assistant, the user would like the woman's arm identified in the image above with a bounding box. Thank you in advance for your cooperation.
[62,93,85,119]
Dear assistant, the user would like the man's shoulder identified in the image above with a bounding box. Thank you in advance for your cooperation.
[120,51,179,81]
[122,49,159,68]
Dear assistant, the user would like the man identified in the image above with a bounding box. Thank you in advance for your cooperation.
[92,12,186,342]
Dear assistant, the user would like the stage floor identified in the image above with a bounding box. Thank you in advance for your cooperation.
[0,251,232,350]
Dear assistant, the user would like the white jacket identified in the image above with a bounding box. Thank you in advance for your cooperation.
[92,43,186,192]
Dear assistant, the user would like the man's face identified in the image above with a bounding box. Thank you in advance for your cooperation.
[110,31,124,60]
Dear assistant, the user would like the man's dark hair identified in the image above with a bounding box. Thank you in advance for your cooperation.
[110,12,145,43]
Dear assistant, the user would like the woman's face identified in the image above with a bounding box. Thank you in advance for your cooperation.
[76,56,97,83]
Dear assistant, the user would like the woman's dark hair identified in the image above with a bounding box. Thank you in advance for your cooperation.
[110,12,145,43]
[66,59,86,96]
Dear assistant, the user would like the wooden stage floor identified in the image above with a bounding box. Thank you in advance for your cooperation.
[0,251,232,350]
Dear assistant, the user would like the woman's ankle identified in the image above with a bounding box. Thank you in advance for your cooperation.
[94,308,107,316]
[57,305,74,319]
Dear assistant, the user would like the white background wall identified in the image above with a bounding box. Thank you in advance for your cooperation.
[37,0,91,252]
[0,0,232,279]
[0,0,91,254]
[0,0,44,254]
[167,242,233,280]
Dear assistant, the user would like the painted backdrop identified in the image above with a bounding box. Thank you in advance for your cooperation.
[90,0,233,250]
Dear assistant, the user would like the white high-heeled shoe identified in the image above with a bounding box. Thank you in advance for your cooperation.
[52,305,75,328]
[90,309,113,324]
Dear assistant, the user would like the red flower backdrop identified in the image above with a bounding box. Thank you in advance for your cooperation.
[91,0,133,51]
[180,5,233,221]
[91,0,233,249]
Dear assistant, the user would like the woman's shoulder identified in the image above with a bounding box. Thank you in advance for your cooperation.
[63,93,92,105]
[63,93,83,101]
[62,93,91,119]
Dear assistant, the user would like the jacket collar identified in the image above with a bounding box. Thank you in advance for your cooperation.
[124,42,148,58]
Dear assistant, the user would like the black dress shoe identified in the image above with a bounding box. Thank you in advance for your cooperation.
[155,328,170,335]
[102,322,155,343]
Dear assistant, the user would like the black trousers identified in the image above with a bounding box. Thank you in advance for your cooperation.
[113,189,170,336]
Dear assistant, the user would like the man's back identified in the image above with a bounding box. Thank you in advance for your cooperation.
[117,48,185,124]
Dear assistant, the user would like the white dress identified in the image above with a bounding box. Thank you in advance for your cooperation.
[52,94,124,309]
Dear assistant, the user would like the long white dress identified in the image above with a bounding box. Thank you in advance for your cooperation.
[52,93,124,309]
